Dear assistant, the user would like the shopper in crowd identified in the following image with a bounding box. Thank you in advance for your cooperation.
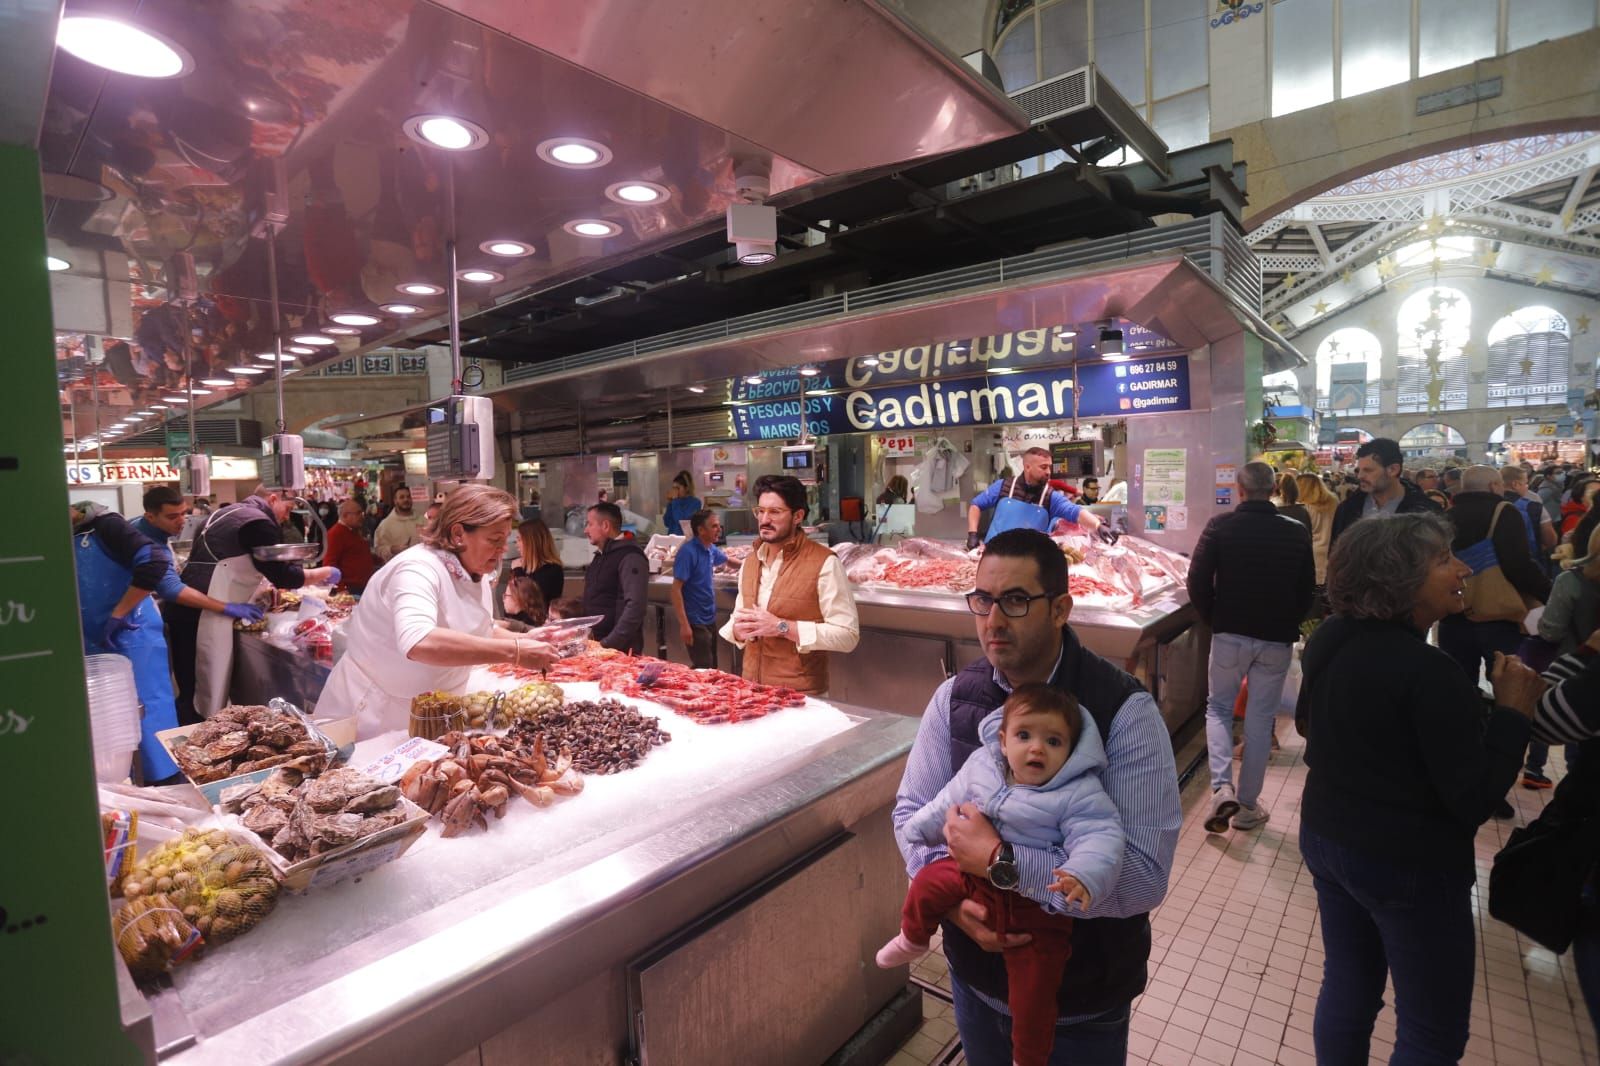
[1502,464,1558,575]
[1329,437,1434,544]
[876,475,911,506]
[662,470,702,535]
[511,517,564,607]
[1078,477,1101,505]
[882,683,1124,1066]
[324,499,378,594]
[1298,513,1542,1064]
[1440,466,1551,684]
[317,485,557,738]
[672,508,726,670]
[546,597,582,621]
[500,573,545,627]
[723,474,860,696]
[1188,463,1315,834]
[71,502,184,783]
[893,528,1180,1060]
[361,501,382,541]
[1570,502,1600,573]
[1527,526,1600,787]
[423,499,441,534]
[1273,472,1312,533]
[373,486,424,562]
[578,501,649,654]
[1442,465,1464,498]
[1562,476,1599,540]
[133,485,264,629]
[1414,468,1441,495]
[967,446,1105,548]
[1294,473,1337,601]
[174,486,339,722]
[1539,467,1566,525]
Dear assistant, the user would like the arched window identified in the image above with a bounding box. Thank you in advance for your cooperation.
[1262,368,1304,407]
[1486,305,1570,409]
[1396,287,1470,414]
[1315,328,1381,415]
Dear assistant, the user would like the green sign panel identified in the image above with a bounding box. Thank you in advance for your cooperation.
[166,428,190,467]
[0,145,143,1062]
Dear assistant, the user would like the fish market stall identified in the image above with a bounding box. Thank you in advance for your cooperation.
[112,656,917,1065]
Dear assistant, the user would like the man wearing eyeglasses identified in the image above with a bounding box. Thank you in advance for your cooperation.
[719,474,859,696]
[892,528,1181,1063]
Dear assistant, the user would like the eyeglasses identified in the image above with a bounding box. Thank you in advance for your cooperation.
[752,506,792,519]
[965,590,1052,618]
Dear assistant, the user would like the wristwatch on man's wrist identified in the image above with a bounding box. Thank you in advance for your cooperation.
[987,841,1020,890]
[776,620,790,638]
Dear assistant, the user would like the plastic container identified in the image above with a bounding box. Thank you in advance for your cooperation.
[85,654,142,781]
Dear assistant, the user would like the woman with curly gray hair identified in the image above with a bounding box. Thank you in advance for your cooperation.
[1296,512,1545,1064]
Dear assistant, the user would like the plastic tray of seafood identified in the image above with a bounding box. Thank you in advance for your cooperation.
[156,707,357,808]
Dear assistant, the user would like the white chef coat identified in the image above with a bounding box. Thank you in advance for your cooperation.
[318,544,496,738]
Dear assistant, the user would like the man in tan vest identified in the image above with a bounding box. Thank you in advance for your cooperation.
[720,474,859,696]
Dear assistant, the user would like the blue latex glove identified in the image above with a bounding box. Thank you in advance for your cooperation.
[323,567,342,587]
[223,602,265,623]
[103,613,139,647]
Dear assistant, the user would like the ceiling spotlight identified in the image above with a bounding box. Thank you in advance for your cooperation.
[135,410,156,416]
[457,268,504,284]
[258,352,296,362]
[861,356,880,367]
[480,239,534,258]
[322,325,361,336]
[228,366,266,375]
[161,395,189,404]
[188,388,212,396]
[199,378,234,387]
[537,138,612,169]
[402,114,489,152]
[1055,329,1077,339]
[686,385,707,394]
[56,16,193,78]
[290,334,335,347]
[1097,327,1125,360]
[330,311,381,327]
[948,341,970,353]
[47,256,69,271]
[736,244,776,265]
[397,282,444,297]
[799,367,820,377]
[150,403,169,410]
[380,302,423,315]
[287,345,316,356]
[563,219,622,239]
[606,181,670,205]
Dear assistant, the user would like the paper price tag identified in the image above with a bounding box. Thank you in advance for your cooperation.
[359,736,449,784]
[307,836,411,890]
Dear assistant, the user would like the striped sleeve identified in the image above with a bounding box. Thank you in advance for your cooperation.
[1532,650,1600,745]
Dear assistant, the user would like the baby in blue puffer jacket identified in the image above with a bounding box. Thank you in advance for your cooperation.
[877,683,1124,1066]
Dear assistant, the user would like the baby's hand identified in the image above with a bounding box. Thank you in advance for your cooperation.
[1052,870,1091,908]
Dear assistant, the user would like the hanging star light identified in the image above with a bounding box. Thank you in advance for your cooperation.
[1533,265,1556,286]
[1281,272,1300,290]
[1422,217,1446,236]
[1475,247,1500,268]
[1325,337,1341,354]
[1313,299,1330,316]
[1520,355,1537,377]
[1576,314,1592,335]
[1376,257,1398,280]
[1426,375,1445,412]
[1340,267,1354,284]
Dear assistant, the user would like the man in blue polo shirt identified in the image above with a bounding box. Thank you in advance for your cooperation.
[672,508,727,669]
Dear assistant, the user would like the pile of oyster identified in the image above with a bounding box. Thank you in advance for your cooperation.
[172,704,330,783]
[221,767,409,863]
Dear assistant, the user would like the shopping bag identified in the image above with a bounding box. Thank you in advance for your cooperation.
[1490,804,1600,954]
[1278,655,1302,717]
[1459,504,1539,624]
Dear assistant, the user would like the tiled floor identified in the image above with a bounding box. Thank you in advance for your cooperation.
[883,724,1597,1066]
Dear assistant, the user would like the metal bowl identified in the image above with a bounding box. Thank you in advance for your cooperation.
[250,543,322,563]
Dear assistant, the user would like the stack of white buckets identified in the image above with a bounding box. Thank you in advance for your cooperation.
[85,653,142,781]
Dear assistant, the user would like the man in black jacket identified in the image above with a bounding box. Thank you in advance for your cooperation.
[1330,437,1436,544]
[1188,462,1315,834]
[579,502,648,654]
[1440,466,1551,682]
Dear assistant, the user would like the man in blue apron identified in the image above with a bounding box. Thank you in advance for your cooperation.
[71,502,184,783]
[169,488,339,723]
[133,484,266,626]
[967,447,1107,548]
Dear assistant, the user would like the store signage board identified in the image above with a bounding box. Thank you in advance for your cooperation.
[1,145,141,1062]
[730,355,1190,441]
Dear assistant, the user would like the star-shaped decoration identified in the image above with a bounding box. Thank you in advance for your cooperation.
[1281,272,1299,290]
[1520,356,1537,377]
[1421,216,1446,236]
[1475,248,1499,268]
[1340,267,1354,284]
[1534,265,1556,286]
[1313,299,1330,316]
[1576,314,1591,335]
[1325,337,1341,354]
[1376,257,1398,279]
[1422,313,1443,333]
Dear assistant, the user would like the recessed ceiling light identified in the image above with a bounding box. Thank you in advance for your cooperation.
[199,378,234,387]
[564,219,621,238]
[457,268,503,284]
[228,366,266,375]
[330,311,382,327]
[380,302,423,315]
[737,248,776,265]
[287,345,316,356]
[150,403,169,410]
[606,181,670,205]
[161,395,189,404]
[948,341,970,352]
[135,410,156,416]
[47,256,69,271]
[322,325,361,336]
[56,16,193,79]
[799,367,820,377]
[188,388,212,395]
[744,375,763,385]
[480,239,534,258]
[1055,329,1077,339]
[402,114,489,152]
[258,352,296,362]
[537,137,612,169]
[686,385,706,394]
[861,356,879,367]
[397,282,444,297]
[290,334,336,346]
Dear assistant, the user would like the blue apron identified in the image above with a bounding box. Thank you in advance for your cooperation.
[985,478,1055,542]
[75,528,181,781]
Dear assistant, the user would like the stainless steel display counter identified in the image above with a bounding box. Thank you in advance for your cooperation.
[230,631,331,711]
[640,577,1206,732]
[139,698,918,1066]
